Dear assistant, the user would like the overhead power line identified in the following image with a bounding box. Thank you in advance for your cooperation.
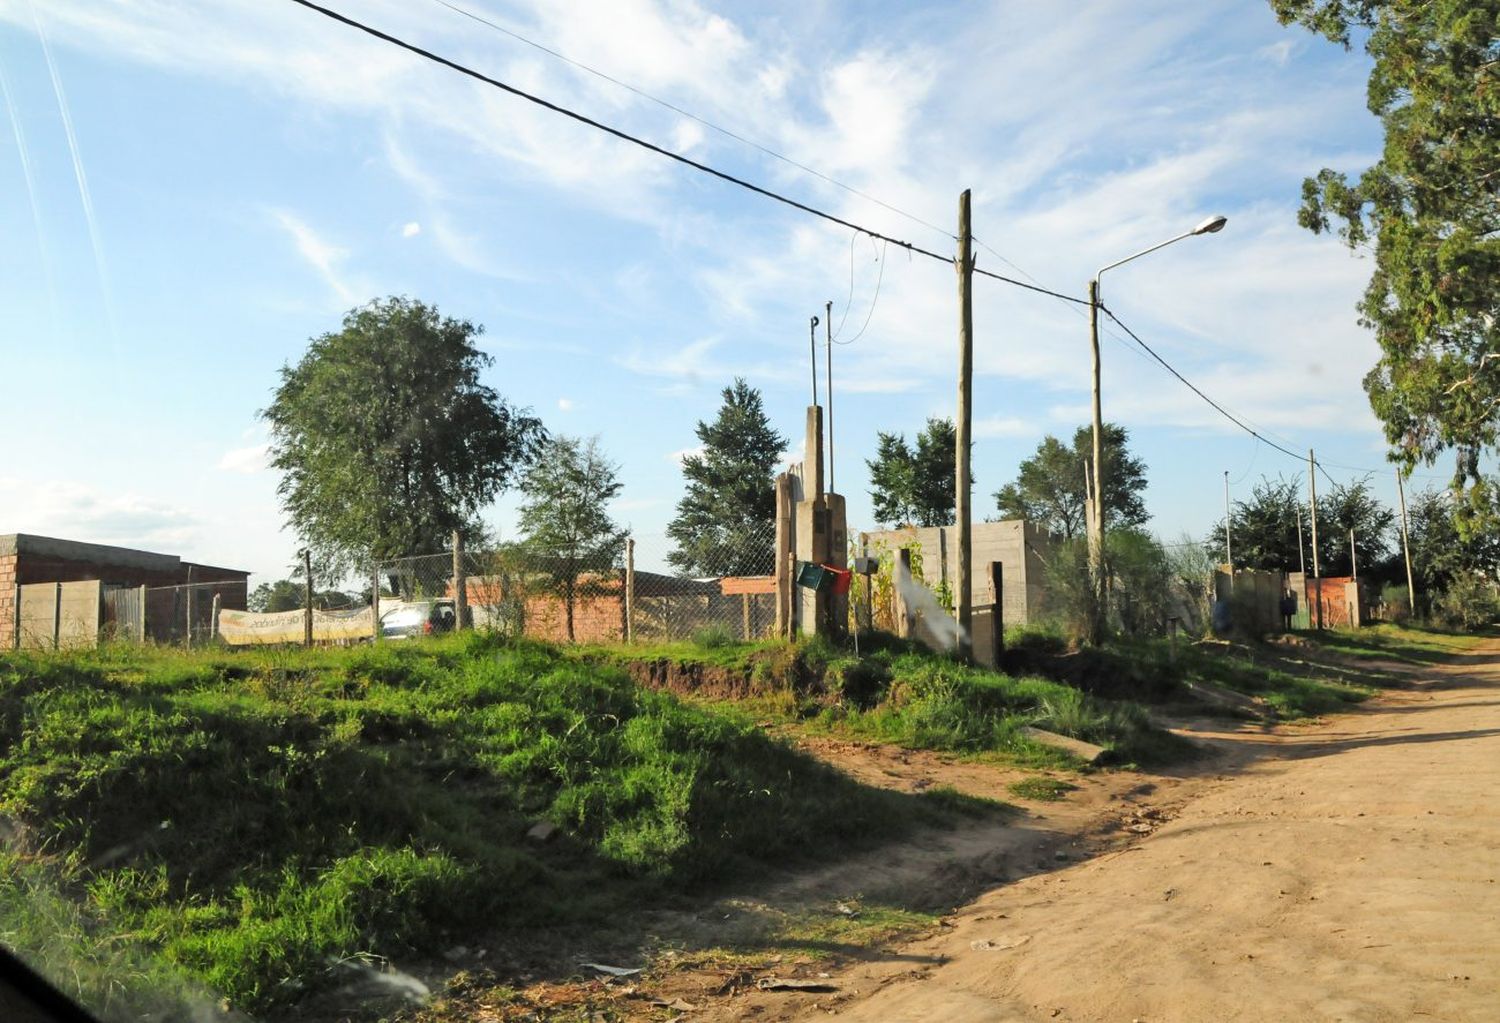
[429,0,958,245]
[1100,305,1450,488]
[288,1,1089,307]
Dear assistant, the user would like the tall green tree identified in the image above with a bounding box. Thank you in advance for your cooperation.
[264,297,545,574]
[1404,484,1500,598]
[866,418,968,528]
[1203,475,1306,572]
[1315,477,1396,576]
[516,435,626,641]
[994,424,1148,538]
[667,379,788,576]
[1272,2,1500,533]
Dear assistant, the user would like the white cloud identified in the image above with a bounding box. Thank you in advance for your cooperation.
[217,443,269,474]
[0,477,199,549]
[401,221,421,238]
[557,397,575,411]
[668,444,705,465]
[974,416,1034,439]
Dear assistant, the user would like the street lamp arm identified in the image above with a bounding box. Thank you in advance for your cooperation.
[1095,228,1198,284]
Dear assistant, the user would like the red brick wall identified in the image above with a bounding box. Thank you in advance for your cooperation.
[521,592,625,643]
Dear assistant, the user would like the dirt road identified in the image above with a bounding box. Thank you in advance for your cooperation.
[785,644,1500,1022]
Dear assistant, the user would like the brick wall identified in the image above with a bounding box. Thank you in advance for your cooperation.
[521,592,624,643]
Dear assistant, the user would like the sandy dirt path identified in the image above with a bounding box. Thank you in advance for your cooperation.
[775,644,1500,1023]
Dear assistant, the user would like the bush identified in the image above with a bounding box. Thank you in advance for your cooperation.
[1432,572,1500,631]
[691,625,736,648]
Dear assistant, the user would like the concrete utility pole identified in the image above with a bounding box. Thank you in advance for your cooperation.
[1350,528,1358,581]
[1223,470,1234,576]
[809,315,820,408]
[1087,277,1104,644]
[1308,451,1323,630]
[955,189,974,660]
[1396,468,1417,617]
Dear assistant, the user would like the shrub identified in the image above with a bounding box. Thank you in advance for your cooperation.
[1432,572,1500,631]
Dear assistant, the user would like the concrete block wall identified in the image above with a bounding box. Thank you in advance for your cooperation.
[860,519,1055,631]
[0,553,15,648]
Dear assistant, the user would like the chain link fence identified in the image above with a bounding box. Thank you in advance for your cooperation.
[375,522,780,645]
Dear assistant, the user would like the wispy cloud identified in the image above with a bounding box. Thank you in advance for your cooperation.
[217,443,269,474]
[270,209,356,304]
[401,221,421,238]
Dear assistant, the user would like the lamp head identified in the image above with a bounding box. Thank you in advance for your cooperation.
[1193,215,1228,235]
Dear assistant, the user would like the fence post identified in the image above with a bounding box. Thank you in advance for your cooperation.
[371,565,382,643]
[52,581,61,650]
[211,593,221,641]
[786,549,797,640]
[742,593,752,641]
[894,548,913,639]
[989,561,1003,665]
[452,530,469,631]
[11,584,19,650]
[185,579,194,651]
[624,538,635,644]
[303,549,313,648]
[138,584,147,643]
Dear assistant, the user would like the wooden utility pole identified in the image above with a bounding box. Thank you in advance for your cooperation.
[955,189,974,660]
[302,548,313,647]
[1350,528,1358,580]
[452,529,468,630]
[1396,468,1417,618]
[1086,277,1105,644]
[1308,451,1322,630]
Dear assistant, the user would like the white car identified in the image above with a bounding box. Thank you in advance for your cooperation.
[379,599,456,639]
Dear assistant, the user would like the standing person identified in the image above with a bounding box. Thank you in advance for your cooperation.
[1280,587,1297,631]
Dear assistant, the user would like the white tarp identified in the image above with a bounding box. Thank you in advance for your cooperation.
[218,606,374,646]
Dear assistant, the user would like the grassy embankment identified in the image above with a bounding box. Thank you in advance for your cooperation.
[6,632,1127,1017]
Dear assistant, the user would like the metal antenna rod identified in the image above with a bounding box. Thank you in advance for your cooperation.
[809,315,820,406]
[826,300,834,495]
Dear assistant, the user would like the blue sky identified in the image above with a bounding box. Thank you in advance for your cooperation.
[0,0,1441,580]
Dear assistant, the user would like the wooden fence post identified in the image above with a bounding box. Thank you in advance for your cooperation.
[303,549,313,648]
[371,566,382,643]
[52,581,61,650]
[11,584,20,650]
[138,584,147,643]
[894,548,913,639]
[452,530,469,631]
[989,561,1003,666]
[624,537,636,642]
[211,593,221,641]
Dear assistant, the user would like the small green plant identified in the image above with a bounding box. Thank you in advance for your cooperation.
[692,625,737,649]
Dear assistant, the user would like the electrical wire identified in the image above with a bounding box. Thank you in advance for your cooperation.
[428,0,959,245]
[834,238,888,346]
[291,1,1094,309]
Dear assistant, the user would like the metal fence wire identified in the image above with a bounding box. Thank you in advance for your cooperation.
[377,523,780,645]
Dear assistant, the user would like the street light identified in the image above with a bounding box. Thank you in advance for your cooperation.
[1084,214,1228,644]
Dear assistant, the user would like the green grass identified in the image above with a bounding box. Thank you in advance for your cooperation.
[0,635,981,1015]
[802,650,1193,767]
[1295,622,1495,664]
[1006,776,1078,802]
